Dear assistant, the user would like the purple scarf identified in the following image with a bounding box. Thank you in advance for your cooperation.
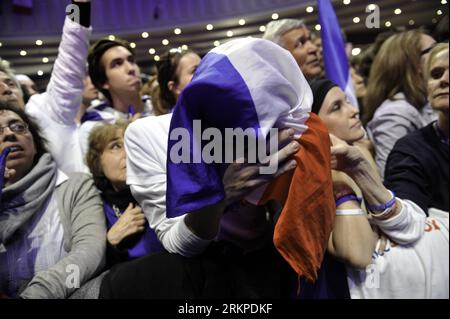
[103,202,163,258]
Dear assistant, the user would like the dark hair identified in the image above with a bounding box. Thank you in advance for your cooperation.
[0,100,48,163]
[155,50,195,113]
[88,38,135,102]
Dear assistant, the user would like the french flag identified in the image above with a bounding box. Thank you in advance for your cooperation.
[318,0,359,109]
[166,38,335,282]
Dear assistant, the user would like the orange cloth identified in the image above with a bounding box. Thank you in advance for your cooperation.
[259,113,335,283]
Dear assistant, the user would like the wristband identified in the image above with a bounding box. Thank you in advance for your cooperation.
[336,208,366,216]
[335,194,362,207]
[367,190,396,212]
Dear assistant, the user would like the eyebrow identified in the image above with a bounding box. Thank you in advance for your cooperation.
[109,57,124,68]
[108,137,121,143]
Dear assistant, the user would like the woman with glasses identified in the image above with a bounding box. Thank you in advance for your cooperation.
[0,101,106,299]
[363,30,437,178]
[86,121,163,268]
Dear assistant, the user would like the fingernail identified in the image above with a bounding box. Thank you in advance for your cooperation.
[289,160,297,169]
[288,129,295,137]
[291,141,300,150]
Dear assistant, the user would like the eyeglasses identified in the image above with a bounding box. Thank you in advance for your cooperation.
[0,121,29,136]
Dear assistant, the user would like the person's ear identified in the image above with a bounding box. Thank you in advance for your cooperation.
[167,80,175,93]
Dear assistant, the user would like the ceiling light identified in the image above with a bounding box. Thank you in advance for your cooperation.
[306,6,314,13]
[315,24,321,31]
[174,28,181,35]
[35,39,43,46]
[214,41,220,47]
[352,48,361,56]
[238,19,246,26]
[441,0,447,4]
[227,31,233,37]
[181,44,188,50]
[343,0,351,5]
[437,10,443,15]
[367,4,377,11]
[108,35,115,41]
[20,50,27,56]
[130,42,136,49]
[271,13,279,20]
[0,42,3,47]
[385,21,392,27]
[394,9,402,15]
[353,17,360,23]
[409,20,415,26]
[37,70,44,76]
[141,32,149,39]
[42,57,49,63]
[162,39,169,45]
[148,48,156,55]
[259,25,266,32]
[206,24,214,31]
[154,55,160,62]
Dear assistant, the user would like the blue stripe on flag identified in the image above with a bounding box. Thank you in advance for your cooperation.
[318,0,358,108]
[166,52,261,218]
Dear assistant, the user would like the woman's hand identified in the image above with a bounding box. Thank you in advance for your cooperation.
[107,203,146,247]
[222,128,299,206]
[330,134,366,175]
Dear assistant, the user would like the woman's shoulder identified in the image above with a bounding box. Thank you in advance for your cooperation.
[375,95,419,118]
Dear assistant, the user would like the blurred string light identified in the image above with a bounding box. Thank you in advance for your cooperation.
[352,48,361,56]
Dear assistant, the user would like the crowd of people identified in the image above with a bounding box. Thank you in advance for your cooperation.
[0,0,448,299]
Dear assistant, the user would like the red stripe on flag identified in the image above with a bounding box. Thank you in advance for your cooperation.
[258,113,335,283]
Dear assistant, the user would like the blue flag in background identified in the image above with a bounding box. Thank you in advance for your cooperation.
[0,147,11,204]
[318,0,358,109]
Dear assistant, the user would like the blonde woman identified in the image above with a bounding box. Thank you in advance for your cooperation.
[363,30,437,177]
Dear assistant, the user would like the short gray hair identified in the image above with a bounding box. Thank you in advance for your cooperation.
[263,19,306,47]
[0,58,23,97]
